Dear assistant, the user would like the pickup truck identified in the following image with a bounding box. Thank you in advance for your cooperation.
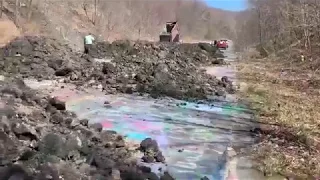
[216,40,228,50]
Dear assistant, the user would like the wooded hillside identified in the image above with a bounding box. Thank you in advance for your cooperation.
[235,0,320,57]
[0,0,238,49]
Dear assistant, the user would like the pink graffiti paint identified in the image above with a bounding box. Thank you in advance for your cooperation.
[101,121,113,128]
[112,101,125,106]
[133,121,164,131]
[134,121,149,131]
[227,174,238,180]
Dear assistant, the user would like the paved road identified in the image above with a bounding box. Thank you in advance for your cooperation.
[24,42,284,180]
[52,43,260,180]
[52,90,259,180]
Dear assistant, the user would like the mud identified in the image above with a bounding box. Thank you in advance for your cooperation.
[0,77,173,179]
[0,36,233,100]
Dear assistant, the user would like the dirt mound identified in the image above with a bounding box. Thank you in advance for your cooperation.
[0,77,172,179]
[0,36,91,79]
[0,36,234,100]
[91,40,224,64]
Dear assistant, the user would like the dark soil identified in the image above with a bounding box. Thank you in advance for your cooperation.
[0,77,173,180]
[0,36,234,101]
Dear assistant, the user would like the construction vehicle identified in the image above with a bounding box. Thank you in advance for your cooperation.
[159,21,180,42]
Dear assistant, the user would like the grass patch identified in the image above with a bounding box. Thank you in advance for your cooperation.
[237,53,320,179]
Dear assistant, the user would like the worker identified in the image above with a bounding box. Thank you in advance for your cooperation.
[84,33,95,54]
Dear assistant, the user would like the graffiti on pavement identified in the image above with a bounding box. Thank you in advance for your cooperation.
[53,89,254,179]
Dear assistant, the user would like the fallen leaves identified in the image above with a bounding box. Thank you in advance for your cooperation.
[237,54,320,178]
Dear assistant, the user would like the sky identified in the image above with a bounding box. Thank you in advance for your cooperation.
[204,0,247,11]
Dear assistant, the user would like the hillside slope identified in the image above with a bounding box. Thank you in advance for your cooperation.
[0,0,238,50]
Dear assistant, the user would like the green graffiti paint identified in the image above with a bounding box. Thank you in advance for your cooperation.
[221,104,247,115]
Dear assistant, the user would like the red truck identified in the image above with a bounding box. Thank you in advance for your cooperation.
[216,40,228,50]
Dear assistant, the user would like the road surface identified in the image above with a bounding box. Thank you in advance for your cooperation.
[24,42,284,180]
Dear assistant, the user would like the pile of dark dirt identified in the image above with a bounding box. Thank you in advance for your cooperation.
[90,40,224,64]
[0,36,89,80]
[0,77,173,180]
[0,36,234,101]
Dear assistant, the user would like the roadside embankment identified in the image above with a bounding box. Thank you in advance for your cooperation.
[237,50,320,179]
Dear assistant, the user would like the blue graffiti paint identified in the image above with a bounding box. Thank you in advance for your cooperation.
[125,132,149,141]
[63,94,257,180]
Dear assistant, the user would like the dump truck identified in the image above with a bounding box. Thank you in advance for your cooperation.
[159,21,180,42]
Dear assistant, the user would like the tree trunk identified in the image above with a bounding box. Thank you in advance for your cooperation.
[14,0,19,24]
[138,28,141,40]
[257,7,262,45]
[27,0,32,20]
[93,0,97,25]
[0,0,4,18]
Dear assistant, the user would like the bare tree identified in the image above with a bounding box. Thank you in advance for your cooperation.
[0,0,4,18]
[82,0,97,25]
[78,0,238,41]
[82,1,89,20]
[93,0,97,25]
[236,0,320,55]
[27,0,32,20]
[14,0,19,24]
[257,6,262,45]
